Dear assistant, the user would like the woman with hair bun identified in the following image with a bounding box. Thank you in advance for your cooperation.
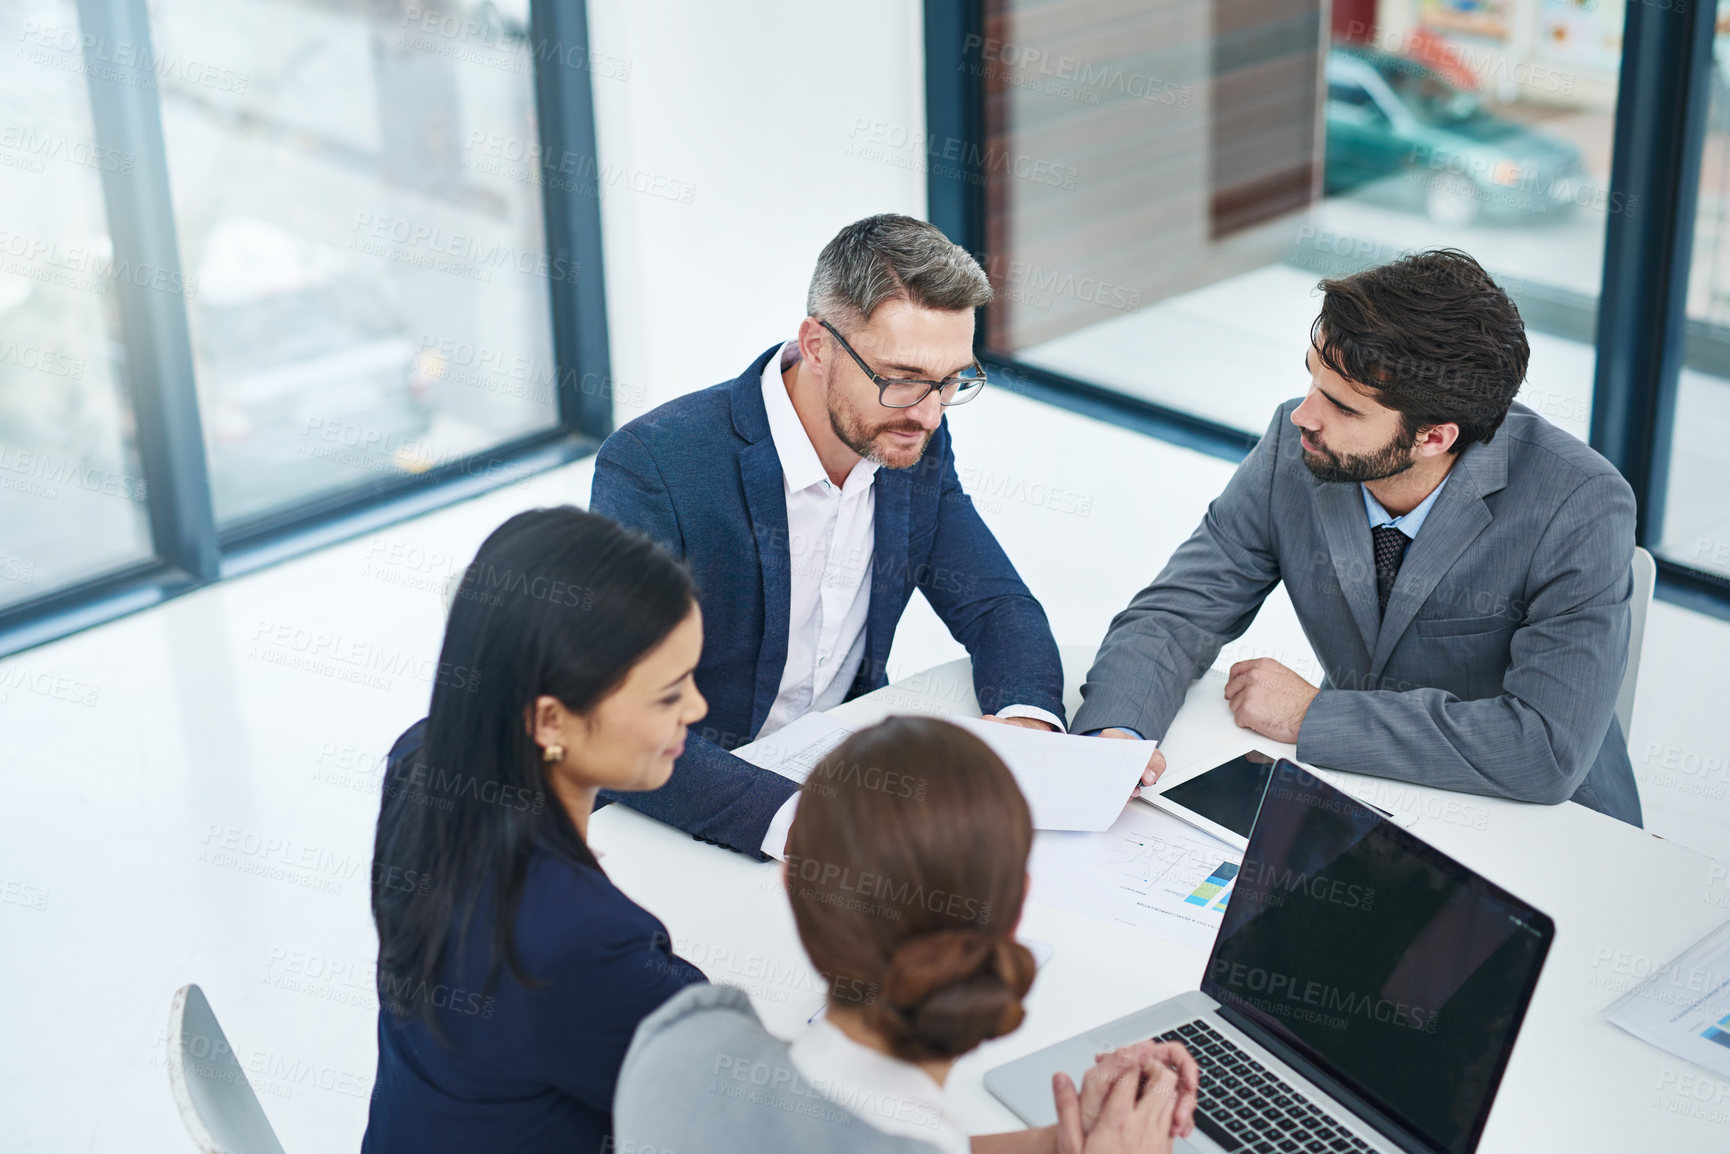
[614,716,1199,1153]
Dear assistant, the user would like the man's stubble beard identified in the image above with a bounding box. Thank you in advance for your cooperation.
[828,395,931,470]
[1301,425,1417,484]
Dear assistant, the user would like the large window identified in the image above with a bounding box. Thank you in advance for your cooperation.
[147,0,562,525]
[0,0,607,655]
[931,0,1730,612]
[973,0,1618,441]
[0,0,155,611]
[1663,5,1730,583]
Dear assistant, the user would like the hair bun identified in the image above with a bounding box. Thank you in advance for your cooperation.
[865,930,1036,1061]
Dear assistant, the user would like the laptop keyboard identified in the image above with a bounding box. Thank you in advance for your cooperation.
[1151,1020,1376,1154]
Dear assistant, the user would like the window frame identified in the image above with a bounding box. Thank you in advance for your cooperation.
[928,0,1730,619]
[0,0,614,657]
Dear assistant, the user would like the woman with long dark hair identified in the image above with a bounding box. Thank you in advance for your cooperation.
[362,506,708,1154]
[614,717,1199,1153]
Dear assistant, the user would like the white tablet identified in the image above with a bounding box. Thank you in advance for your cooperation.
[1140,749,1279,850]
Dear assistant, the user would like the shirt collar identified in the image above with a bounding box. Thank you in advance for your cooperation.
[760,341,879,494]
[1362,473,1450,540]
[787,1017,967,1153]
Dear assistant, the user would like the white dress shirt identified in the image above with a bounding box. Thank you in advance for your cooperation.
[759,343,880,737]
[756,342,1063,856]
[788,1017,970,1154]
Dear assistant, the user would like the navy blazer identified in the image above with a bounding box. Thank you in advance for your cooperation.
[362,723,705,1154]
[589,343,1065,856]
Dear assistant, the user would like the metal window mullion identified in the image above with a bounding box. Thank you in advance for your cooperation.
[75,0,218,581]
[529,0,613,439]
[1590,0,1717,548]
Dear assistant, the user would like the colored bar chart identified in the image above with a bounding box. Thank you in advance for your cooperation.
[1184,861,1238,907]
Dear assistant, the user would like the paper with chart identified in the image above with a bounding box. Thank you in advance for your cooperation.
[1029,801,1245,952]
[731,711,854,783]
[1605,917,1730,1081]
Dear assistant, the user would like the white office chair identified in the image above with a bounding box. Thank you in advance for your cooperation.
[166,984,288,1154]
[1616,546,1656,740]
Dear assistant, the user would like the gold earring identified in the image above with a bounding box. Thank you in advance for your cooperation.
[542,743,564,764]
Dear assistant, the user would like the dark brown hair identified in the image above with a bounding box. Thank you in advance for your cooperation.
[784,717,1035,1063]
[1312,248,1529,453]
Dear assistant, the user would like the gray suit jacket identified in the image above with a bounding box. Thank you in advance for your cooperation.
[614,984,943,1154]
[1072,400,1642,825]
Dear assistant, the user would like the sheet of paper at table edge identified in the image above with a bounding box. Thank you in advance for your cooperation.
[949,717,1156,832]
[1603,915,1730,1082]
[730,711,854,783]
[1028,802,1244,953]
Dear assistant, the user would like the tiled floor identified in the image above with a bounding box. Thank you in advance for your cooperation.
[1,388,1725,1152]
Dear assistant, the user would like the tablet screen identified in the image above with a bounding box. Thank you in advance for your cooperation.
[1158,751,1277,839]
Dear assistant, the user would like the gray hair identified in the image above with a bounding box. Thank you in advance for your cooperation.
[806,214,993,330]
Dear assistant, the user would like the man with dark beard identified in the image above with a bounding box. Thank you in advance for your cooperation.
[1074,249,1642,825]
[587,214,1067,857]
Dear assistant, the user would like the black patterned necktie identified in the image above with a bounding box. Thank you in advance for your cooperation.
[1372,524,1410,617]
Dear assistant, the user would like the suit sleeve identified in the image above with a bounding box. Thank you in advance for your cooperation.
[589,427,684,556]
[599,743,797,861]
[917,437,1066,724]
[1297,471,1635,805]
[531,898,706,1115]
[1070,408,1286,740]
[590,425,801,858]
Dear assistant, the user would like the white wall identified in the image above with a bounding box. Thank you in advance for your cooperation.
[586,0,928,418]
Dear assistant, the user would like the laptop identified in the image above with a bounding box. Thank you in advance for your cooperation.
[986,761,1553,1154]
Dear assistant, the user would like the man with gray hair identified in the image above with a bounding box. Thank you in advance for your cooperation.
[590,213,1066,858]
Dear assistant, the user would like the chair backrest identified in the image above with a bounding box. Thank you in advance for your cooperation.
[166,984,289,1154]
[1616,547,1657,740]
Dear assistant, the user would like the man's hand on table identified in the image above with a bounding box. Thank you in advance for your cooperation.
[1223,658,1318,745]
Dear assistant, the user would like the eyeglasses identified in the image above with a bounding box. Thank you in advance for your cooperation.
[817,319,988,409]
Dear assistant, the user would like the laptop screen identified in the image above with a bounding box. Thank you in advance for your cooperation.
[1200,762,1553,1154]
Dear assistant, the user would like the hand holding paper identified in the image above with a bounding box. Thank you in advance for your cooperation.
[952,717,1158,832]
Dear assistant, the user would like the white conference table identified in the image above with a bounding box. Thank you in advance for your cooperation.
[589,646,1730,1153]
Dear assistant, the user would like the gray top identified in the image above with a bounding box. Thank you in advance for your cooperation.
[614,984,946,1154]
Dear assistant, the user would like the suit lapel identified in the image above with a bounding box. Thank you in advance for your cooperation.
[1315,480,1381,659]
[864,468,910,688]
[1369,435,1509,676]
[739,436,790,737]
